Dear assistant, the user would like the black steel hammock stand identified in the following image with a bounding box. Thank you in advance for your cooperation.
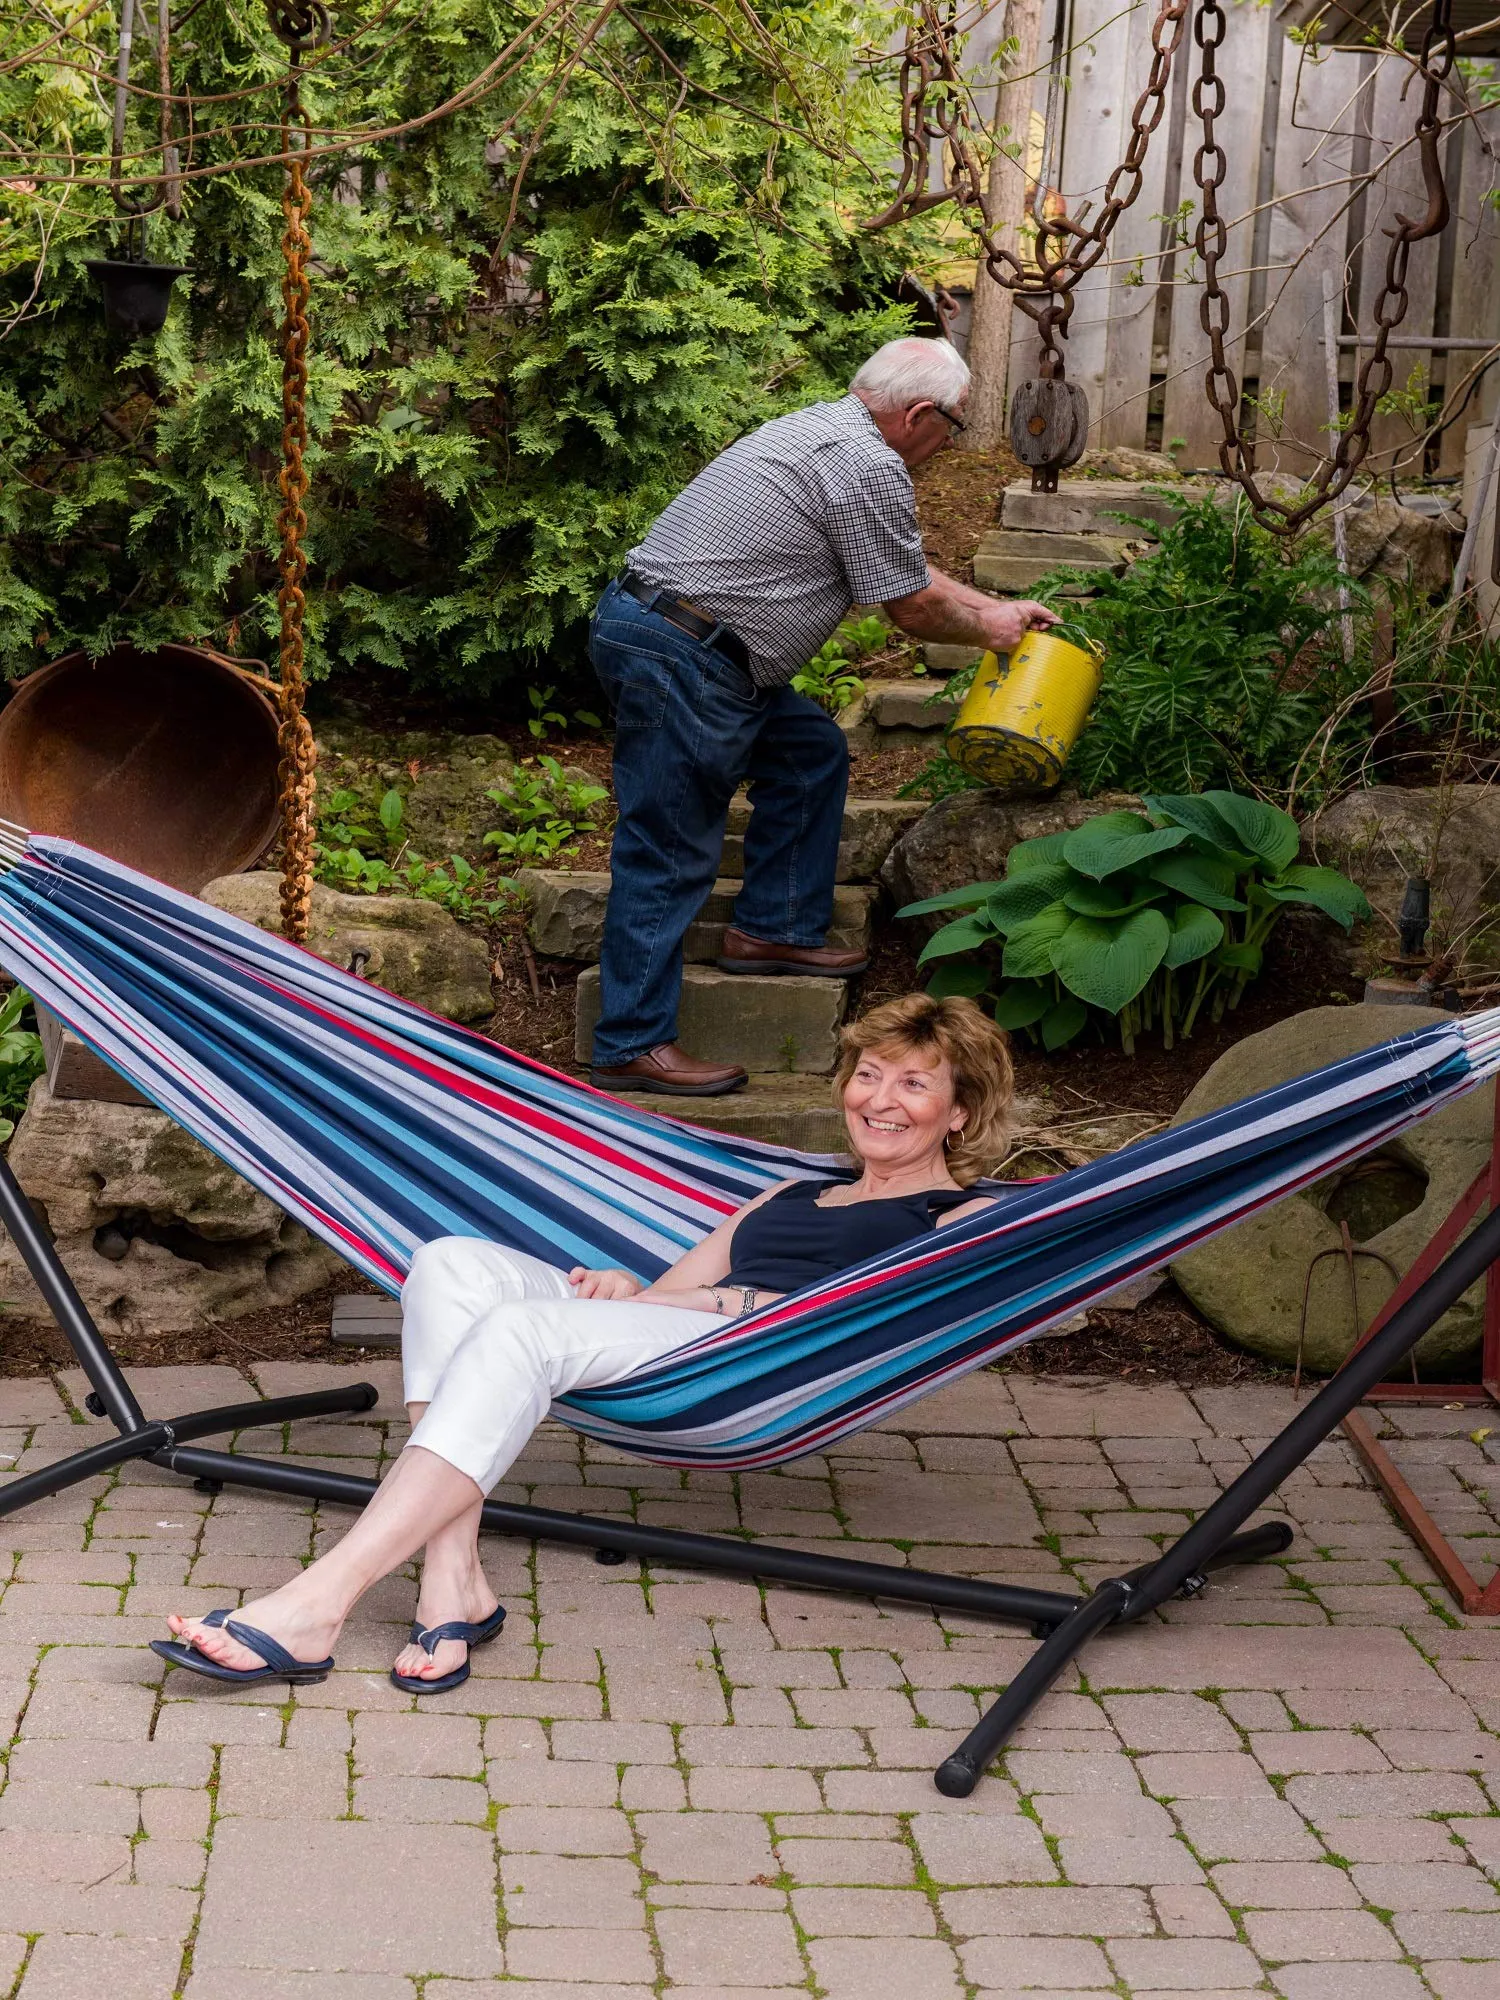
[1,1131,1497,1794]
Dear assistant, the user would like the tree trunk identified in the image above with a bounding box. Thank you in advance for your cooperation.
[962,0,1047,453]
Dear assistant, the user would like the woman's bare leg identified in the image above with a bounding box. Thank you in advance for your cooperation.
[164,1443,483,1673]
[390,1398,497,1684]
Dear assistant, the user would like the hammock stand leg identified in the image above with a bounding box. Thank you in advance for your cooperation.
[0,1155,378,1519]
[934,1198,1500,1797]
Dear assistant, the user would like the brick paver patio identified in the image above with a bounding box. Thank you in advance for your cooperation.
[1,1359,1497,1998]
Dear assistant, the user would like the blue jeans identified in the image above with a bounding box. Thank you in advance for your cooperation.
[587,578,849,1067]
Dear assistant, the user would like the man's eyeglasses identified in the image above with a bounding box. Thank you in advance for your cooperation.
[926,402,967,436]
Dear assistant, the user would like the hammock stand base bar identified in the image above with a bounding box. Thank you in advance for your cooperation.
[1338,1083,1500,1615]
[3,1154,1499,1798]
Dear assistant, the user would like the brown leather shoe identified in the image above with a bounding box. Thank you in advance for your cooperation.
[717,927,869,979]
[591,1043,748,1097]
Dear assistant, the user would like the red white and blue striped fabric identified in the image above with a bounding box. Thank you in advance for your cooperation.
[0,832,1496,1470]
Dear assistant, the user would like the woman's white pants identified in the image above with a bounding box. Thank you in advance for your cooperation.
[399,1237,718,1494]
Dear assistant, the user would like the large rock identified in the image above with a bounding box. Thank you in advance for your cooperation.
[314,714,517,862]
[0,1077,345,1336]
[1332,498,1456,600]
[520,871,875,964]
[1170,1006,1495,1374]
[882,789,1143,930]
[1303,785,1500,977]
[202,873,494,1022]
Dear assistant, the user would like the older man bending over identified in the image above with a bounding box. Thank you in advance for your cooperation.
[587,335,1057,1097]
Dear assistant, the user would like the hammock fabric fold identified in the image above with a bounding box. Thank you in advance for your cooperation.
[0,833,1496,1472]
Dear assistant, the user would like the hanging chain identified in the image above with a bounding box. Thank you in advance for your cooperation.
[1194,0,1455,533]
[868,0,1189,381]
[267,0,330,943]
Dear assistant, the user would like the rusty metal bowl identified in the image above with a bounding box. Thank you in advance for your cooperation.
[0,644,282,894]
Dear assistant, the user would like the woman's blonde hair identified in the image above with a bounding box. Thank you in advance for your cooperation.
[832,993,1014,1187]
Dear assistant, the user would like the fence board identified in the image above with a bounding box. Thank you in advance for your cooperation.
[1355,51,1444,475]
[1438,104,1500,472]
[1160,0,1274,468]
[1046,0,1149,447]
[1098,0,1182,445]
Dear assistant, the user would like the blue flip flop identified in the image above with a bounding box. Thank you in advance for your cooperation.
[150,1608,335,1687]
[390,1603,507,1695]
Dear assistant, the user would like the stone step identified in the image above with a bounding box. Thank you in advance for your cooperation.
[920,643,984,675]
[719,794,925,882]
[610,1073,850,1153]
[973,530,1132,593]
[574,965,848,1073]
[836,681,959,755]
[999,478,1206,536]
[521,872,876,964]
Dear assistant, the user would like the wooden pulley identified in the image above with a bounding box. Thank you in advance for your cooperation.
[1009,378,1089,493]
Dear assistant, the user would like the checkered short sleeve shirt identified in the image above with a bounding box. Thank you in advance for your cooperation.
[625,395,931,688]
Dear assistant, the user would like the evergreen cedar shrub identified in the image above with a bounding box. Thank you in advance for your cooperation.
[1,0,924,692]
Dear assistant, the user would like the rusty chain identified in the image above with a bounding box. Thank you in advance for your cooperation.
[868,0,1189,381]
[1194,0,1455,533]
[268,0,330,943]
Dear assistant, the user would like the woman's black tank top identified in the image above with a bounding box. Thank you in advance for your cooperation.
[726,1176,986,1293]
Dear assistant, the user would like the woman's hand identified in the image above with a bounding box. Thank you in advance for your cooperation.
[568,1267,643,1300]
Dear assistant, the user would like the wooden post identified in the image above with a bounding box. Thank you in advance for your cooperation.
[963,0,1047,455]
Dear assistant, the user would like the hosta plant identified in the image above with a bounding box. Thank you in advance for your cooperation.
[897,793,1370,1054]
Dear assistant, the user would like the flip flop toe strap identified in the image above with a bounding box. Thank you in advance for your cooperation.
[220,1617,331,1675]
[414,1608,504,1655]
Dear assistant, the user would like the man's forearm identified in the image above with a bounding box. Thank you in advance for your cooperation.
[885,567,1059,652]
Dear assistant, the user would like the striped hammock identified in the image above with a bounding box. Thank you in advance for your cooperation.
[0,831,1495,1471]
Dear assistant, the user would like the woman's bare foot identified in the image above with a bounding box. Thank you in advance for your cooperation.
[392,1554,500,1684]
[164,1584,343,1674]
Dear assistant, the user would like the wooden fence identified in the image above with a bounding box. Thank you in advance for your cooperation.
[968,2,1499,480]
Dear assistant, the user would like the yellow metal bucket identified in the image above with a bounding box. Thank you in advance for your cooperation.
[944,631,1103,794]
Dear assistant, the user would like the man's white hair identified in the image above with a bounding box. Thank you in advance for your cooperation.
[850,336,970,413]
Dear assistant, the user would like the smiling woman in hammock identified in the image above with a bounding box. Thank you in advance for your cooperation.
[153,994,1016,1691]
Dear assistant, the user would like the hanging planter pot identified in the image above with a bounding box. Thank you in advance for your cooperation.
[84,257,191,336]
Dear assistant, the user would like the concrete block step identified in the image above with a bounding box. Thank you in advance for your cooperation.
[720,794,926,882]
[920,643,984,675]
[331,1293,402,1350]
[575,965,849,1073]
[973,530,1132,593]
[37,1008,148,1106]
[999,478,1206,536]
[615,1074,850,1154]
[521,872,875,964]
[836,681,958,755]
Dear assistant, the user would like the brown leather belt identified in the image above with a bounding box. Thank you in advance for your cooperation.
[619,570,752,674]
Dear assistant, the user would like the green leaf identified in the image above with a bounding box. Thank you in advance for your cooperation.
[1200,791,1299,873]
[1041,993,1090,1050]
[378,789,405,835]
[1259,865,1372,930]
[1215,940,1264,974]
[1050,909,1171,1012]
[1005,832,1075,875]
[917,914,999,965]
[896,881,1006,919]
[1062,822,1188,881]
[1148,851,1247,911]
[992,980,1051,1029]
[1001,902,1073,979]
[1143,792,1243,852]
[1163,902,1224,969]
[985,868,1074,931]
[925,960,991,999]
[1062,874,1169,919]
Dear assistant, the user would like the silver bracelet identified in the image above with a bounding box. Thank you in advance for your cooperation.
[740,1287,758,1316]
[709,1288,728,1315]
